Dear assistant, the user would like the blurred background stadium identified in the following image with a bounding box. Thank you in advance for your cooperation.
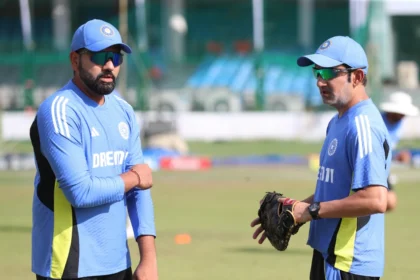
[2,0,420,279]
[2,0,420,112]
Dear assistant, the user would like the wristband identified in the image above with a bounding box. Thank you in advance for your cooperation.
[129,168,141,186]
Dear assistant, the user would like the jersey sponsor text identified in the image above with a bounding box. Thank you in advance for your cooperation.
[318,166,334,183]
[92,150,128,168]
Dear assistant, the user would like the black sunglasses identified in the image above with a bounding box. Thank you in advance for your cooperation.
[77,49,124,67]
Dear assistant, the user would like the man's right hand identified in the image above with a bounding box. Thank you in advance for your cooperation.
[131,164,153,190]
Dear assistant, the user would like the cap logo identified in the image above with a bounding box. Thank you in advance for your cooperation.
[319,40,331,50]
[100,25,114,37]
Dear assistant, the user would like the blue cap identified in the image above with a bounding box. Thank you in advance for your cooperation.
[71,19,132,53]
[297,36,368,74]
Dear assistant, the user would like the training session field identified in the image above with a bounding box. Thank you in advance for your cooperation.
[1,140,419,279]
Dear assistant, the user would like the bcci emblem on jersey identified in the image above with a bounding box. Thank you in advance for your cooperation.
[118,122,129,140]
[328,138,338,156]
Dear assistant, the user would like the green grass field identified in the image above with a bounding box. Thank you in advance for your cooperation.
[1,141,419,279]
[3,138,420,155]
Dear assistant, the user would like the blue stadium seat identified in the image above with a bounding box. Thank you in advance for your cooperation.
[199,56,227,87]
[275,73,295,93]
[306,78,323,106]
[290,76,310,95]
[185,56,215,87]
[229,59,253,93]
[215,57,243,87]
[263,65,283,95]
[242,75,257,93]
[184,51,324,109]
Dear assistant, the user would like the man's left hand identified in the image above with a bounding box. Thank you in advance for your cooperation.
[133,260,158,280]
[278,198,312,223]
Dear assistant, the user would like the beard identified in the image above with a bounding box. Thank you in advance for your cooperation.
[320,86,352,109]
[78,61,116,96]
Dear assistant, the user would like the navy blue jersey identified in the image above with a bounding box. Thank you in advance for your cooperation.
[30,80,155,278]
[307,99,391,277]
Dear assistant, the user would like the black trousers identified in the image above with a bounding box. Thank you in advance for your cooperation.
[310,250,380,280]
[36,267,132,280]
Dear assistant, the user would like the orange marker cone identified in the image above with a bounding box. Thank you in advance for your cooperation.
[174,234,192,245]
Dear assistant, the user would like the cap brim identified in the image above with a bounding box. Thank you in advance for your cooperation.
[297,54,342,68]
[380,103,419,116]
[86,40,132,53]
